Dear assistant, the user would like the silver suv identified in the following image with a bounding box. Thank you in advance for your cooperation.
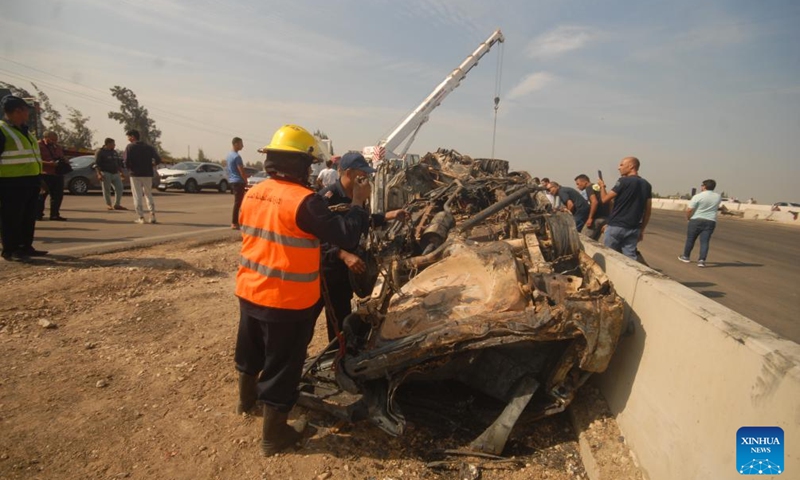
[158,162,229,193]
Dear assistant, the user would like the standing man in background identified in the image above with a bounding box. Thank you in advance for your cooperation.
[0,95,47,261]
[315,159,338,190]
[597,156,652,260]
[575,174,609,241]
[678,179,722,267]
[37,131,68,221]
[95,137,127,211]
[123,129,161,224]
[226,137,248,230]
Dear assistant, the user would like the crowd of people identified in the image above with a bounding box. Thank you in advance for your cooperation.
[0,94,165,261]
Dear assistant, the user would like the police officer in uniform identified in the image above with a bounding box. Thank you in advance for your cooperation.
[0,95,48,261]
[233,125,371,455]
[319,152,406,341]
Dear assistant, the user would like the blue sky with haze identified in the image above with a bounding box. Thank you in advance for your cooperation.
[3,0,799,202]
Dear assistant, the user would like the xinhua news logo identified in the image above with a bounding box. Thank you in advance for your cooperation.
[737,426,784,475]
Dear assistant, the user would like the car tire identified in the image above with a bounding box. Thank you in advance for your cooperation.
[68,177,90,195]
[184,178,199,193]
[218,180,228,193]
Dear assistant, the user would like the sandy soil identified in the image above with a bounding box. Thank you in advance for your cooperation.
[0,238,631,480]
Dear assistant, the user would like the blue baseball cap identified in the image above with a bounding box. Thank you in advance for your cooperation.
[338,152,375,174]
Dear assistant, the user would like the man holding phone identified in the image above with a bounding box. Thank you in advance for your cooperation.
[319,152,406,341]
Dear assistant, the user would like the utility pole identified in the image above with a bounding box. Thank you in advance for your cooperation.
[187,145,190,160]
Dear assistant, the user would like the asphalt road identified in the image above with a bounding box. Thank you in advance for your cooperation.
[29,193,800,343]
[636,209,800,343]
[33,190,234,255]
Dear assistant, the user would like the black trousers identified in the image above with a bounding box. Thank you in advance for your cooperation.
[231,182,246,225]
[0,176,40,255]
[38,174,64,218]
[234,301,321,412]
[323,269,354,341]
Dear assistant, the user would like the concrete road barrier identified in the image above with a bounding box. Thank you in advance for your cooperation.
[653,199,798,225]
[584,240,800,480]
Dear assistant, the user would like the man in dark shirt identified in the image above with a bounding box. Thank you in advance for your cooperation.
[37,131,67,221]
[319,152,405,341]
[95,137,127,211]
[575,174,610,241]
[597,157,653,259]
[0,95,48,261]
[123,130,161,223]
[548,181,590,231]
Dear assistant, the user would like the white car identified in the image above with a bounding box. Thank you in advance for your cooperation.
[246,171,269,190]
[158,162,229,193]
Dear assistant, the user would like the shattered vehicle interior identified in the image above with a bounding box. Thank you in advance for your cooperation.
[299,149,625,455]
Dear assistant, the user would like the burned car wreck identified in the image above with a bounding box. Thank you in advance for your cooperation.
[299,149,625,455]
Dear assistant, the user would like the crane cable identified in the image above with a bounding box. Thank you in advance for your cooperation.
[491,40,504,160]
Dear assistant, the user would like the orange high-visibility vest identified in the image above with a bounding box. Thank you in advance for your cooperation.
[236,178,320,310]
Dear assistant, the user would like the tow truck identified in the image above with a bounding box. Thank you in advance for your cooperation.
[364,29,505,212]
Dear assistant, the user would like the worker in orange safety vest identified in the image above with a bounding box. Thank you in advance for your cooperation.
[233,124,371,456]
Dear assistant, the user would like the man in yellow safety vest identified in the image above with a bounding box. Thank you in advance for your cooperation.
[0,95,48,261]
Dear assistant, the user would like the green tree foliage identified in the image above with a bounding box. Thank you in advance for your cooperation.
[196,148,207,162]
[61,107,94,149]
[108,86,167,155]
[31,83,69,140]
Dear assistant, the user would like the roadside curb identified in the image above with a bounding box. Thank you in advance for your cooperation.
[47,227,240,259]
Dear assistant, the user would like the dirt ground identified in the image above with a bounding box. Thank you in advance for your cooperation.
[0,238,633,480]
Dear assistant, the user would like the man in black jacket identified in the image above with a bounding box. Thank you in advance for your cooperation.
[123,130,161,224]
[319,152,405,341]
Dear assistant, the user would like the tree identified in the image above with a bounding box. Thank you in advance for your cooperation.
[61,107,94,149]
[108,86,167,155]
[196,148,207,162]
[31,83,68,140]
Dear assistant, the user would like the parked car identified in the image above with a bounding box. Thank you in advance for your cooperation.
[771,201,800,211]
[246,171,268,190]
[158,162,229,193]
[63,155,158,195]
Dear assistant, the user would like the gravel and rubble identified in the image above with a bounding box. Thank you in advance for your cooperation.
[0,238,639,479]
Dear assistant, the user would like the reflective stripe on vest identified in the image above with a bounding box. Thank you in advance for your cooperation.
[235,178,320,310]
[0,120,42,177]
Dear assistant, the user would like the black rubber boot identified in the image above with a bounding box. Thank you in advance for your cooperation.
[236,372,258,415]
[261,405,304,456]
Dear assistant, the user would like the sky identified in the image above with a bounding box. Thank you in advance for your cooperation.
[2,0,799,203]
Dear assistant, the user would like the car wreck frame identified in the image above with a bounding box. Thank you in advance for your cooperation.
[299,149,625,456]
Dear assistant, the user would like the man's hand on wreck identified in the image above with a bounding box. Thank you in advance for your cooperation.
[385,209,408,222]
[339,250,367,274]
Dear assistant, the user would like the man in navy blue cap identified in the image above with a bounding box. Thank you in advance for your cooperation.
[0,95,48,261]
[319,152,405,341]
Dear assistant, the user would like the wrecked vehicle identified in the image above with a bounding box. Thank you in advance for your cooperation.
[299,149,625,455]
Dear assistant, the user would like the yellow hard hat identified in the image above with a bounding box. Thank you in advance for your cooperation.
[259,124,319,158]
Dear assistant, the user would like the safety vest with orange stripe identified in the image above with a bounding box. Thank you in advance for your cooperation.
[236,178,320,310]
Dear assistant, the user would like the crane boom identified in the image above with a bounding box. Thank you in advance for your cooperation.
[377,29,505,160]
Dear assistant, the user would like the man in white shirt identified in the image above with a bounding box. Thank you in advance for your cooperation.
[316,160,339,190]
[678,179,722,267]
